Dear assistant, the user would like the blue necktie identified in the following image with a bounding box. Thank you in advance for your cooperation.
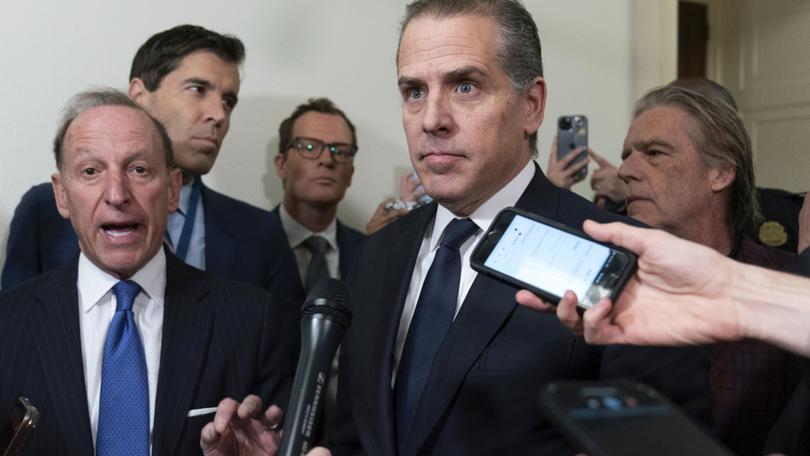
[96,280,149,456]
[395,218,479,450]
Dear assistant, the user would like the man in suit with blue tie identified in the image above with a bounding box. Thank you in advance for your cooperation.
[1,25,303,324]
[212,1,712,455]
[319,1,711,455]
[0,88,292,455]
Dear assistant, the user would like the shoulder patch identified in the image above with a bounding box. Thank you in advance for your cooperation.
[758,221,788,247]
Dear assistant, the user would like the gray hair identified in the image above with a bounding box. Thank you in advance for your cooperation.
[53,87,174,170]
[397,0,543,154]
[634,85,759,236]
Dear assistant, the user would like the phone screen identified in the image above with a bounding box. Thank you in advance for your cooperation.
[483,214,612,300]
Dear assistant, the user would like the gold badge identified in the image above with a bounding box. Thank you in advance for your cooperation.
[759,221,788,247]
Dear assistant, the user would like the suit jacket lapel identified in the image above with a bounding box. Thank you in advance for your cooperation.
[514,163,560,217]
[152,252,214,455]
[201,184,238,278]
[405,166,559,455]
[336,221,358,280]
[404,274,517,455]
[358,204,436,454]
[30,260,94,454]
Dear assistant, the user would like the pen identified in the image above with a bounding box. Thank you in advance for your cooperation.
[187,407,217,417]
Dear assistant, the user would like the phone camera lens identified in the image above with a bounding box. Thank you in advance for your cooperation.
[603,396,623,411]
[575,118,586,128]
[558,117,572,130]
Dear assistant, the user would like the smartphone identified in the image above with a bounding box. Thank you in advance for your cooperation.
[557,115,588,180]
[539,380,733,456]
[470,207,636,310]
[0,397,39,456]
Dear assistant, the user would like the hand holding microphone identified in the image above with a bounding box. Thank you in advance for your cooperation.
[200,278,351,456]
[279,278,351,456]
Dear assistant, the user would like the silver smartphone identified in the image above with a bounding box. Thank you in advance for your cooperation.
[557,115,589,180]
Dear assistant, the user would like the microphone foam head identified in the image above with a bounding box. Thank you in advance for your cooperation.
[302,278,352,328]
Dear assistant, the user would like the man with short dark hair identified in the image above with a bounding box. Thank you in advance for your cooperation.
[208,2,712,455]
[271,97,363,292]
[2,26,302,324]
[333,2,712,453]
[270,97,365,442]
[0,88,291,455]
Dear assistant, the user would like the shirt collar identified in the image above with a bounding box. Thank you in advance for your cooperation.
[78,248,167,313]
[279,204,338,252]
[429,160,535,251]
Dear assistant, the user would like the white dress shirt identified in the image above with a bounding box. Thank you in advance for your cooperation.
[392,160,535,382]
[77,249,166,450]
[279,205,341,281]
[166,178,206,270]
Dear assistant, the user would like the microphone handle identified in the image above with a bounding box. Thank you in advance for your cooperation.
[278,315,346,456]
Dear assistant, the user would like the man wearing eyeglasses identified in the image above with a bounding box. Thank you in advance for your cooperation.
[272,97,363,291]
[270,97,363,442]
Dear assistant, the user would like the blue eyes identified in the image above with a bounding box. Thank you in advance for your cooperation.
[405,82,475,101]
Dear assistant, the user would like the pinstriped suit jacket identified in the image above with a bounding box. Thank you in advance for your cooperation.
[0,250,295,455]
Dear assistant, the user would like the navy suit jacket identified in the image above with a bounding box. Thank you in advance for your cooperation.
[330,165,712,456]
[1,181,303,311]
[0,251,295,455]
[268,206,364,286]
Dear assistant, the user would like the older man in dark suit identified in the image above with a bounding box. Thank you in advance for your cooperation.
[0,89,293,455]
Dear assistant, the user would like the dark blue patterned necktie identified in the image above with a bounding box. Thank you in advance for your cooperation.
[96,280,149,456]
[395,218,479,450]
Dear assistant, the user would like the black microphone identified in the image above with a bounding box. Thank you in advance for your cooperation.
[279,278,352,456]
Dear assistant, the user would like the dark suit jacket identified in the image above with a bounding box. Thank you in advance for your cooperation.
[763,248,810,454]
[0,251,295,455]
[330,165,712,456]
[268,206,364,286]
[709,238,799,455]
[1,181,303,315]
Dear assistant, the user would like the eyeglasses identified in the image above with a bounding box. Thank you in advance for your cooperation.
[286,137,358,163]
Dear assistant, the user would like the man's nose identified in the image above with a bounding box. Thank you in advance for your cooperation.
[317,145,336,167]
[204,96,228,126]
[104,172,132,208]
[617,152,640,183]
[421,91,453,136]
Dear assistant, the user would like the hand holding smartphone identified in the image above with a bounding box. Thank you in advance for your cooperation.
[471,208,636,311]
[557,115,589,180]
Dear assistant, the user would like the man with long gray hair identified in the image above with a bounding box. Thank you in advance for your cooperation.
[606,85,799,455]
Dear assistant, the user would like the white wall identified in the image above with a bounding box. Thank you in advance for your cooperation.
[0,0,666,265]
